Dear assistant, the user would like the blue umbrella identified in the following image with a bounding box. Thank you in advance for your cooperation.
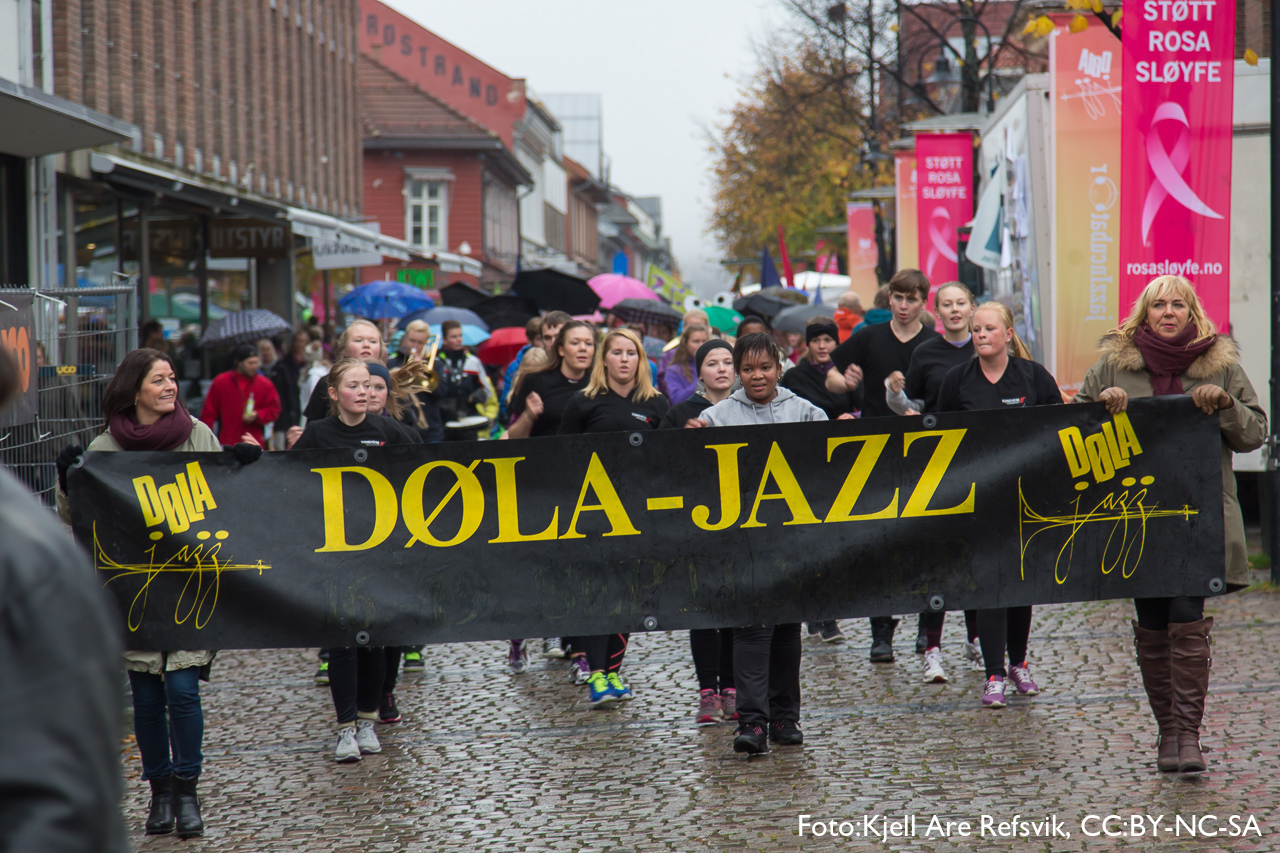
[430,323,490,347]
[338,281,434,319]
[398,305,490,332]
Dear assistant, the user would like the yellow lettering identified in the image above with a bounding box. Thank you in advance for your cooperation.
[157,482,190,534]
[691,443,748,531]
[561,453,640,539]
[1113,412,1143,458]
[1058,427,1090,477]
[741,442,820,528]
[901,430,975,518]
[486,457,558,543]
[1085,433,1115,482]
[312,467,398,552]
[132,476,164,527]
[1100,421,1129,470]
[824,435,898,522]
[174,473,202,522]
[187,462,217,513]
[402,461,485,547]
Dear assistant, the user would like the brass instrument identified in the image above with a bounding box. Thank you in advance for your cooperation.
[418,336,440,393]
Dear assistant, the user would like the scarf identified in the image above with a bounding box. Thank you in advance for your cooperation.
[1131,324,1214,396]
[109,401,195,451]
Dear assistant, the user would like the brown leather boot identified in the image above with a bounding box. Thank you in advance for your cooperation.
[1169,617,1213,773]
[1132,621,1179,772]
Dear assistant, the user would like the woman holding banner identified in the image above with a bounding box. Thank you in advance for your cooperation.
[559,328,670,706]
[291,358,418,763]
[935,302,1063,711]
[885,283,983,682]
[1073,275,1266,773]
[504,320,598,679]
[55,348,248,839]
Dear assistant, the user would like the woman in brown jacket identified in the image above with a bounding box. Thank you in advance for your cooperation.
[1074,275,1266,774]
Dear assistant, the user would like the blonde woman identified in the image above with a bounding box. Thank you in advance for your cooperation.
[936,302,1063,710]
[1074,275,1265,773]
[558,329,670,705]
[300,319,383,424]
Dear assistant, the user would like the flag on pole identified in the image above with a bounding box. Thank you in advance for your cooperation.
[776,226,795,288]
[759,247,782,290]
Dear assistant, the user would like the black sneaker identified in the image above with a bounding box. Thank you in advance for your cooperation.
[819,621,845,643]
[915,630,928,654]
[378,691,401,724]
[806,623,821,640]
[869,617,899,663]
[733,724,768,755]
[769,720,804,746]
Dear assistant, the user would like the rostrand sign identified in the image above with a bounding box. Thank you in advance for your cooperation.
[69,399,1224,651]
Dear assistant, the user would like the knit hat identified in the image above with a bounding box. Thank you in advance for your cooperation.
[232,343,257,364]
[805,322,839,345]
[366,362,391,385]
[695,339,733,374]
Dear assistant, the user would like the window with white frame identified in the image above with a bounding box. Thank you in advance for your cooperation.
[404,169,452,251]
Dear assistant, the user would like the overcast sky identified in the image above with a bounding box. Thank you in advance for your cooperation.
[385,0,788,294]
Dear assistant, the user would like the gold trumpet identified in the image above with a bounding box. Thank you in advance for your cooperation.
[417,337,440,393]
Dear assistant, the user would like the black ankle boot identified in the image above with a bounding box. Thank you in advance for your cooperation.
[172,775,204,838]
[870,616,900,662]
[144,775,175,835]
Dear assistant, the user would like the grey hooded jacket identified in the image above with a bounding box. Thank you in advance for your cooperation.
[700,387,828,426]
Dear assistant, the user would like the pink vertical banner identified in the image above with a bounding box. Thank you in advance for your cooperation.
[845,202,879,305]
[915,133,973,292]
[1120,0,1234,329]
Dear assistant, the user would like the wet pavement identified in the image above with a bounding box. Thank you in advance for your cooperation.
[121,573,1280,852]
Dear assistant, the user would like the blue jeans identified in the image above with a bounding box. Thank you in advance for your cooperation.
[128,667,204,780]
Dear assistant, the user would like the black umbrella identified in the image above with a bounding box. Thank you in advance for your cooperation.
[198,309,292,347]
[772,303,835,334]
[733,291,793,320]
[512,267,601,315]
[439,281,489,309]
[473,294,540,331]
[610,298,683,328]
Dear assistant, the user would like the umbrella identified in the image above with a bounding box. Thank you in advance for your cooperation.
[430,323,490,347]
[472,294,539,331]
[642,336,667,360]
[610,298,682,328]
[397,306,490,332]
[588,273,660,309]
[338,281,434,319]
[476,326,528,367]
[198,308,292,347]
[734,291,794,320]
[512,267,600,315]
[772,303,836,334]
[439,281,489,309]
[702,305,743,333]
[573,311,605,323]
[760,285,810,305]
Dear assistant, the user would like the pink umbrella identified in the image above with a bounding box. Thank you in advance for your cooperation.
[573,311,605,323]
[588,274,661,309]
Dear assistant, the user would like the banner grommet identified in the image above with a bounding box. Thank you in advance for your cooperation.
[628,432,644,447]
[355,631,370,645]
[1207,578,1225,594]
[928,595,946,612]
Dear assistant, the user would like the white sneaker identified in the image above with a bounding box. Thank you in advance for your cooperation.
[542,638,565,659]
[922,647,948,683]
[356,719,381,755]
[335,726,360,763]
[964,639,983,665]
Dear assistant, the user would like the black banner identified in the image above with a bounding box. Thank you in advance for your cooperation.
[69,398,1225,651]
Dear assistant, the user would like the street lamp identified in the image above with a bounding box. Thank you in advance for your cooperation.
[918,16,998,114]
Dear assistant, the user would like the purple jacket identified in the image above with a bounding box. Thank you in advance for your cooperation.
[658,353,698,404]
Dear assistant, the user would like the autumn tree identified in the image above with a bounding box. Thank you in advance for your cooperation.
[708,48,881,269]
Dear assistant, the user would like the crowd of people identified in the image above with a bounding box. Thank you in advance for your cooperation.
[26,269,1262,838]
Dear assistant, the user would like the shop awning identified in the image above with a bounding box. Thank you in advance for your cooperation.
[90,152,283,221]
[283,207,412,261]
[0,78,134,158]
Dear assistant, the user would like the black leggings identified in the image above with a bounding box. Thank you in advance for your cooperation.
[327,647,386,724]
[977,607,1033,678]
[690,628,735,692]
[381,647,407,694]
[1133,596,1205,630]
[919,610,979,648]
[582,633,629,674]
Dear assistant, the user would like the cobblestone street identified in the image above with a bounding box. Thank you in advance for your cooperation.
[121,575,1280,852]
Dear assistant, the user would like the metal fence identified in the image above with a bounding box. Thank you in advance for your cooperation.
[0,284,138,507]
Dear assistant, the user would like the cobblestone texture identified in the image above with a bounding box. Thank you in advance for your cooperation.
[121,574,1280,852]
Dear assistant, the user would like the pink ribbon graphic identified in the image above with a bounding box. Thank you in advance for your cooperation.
[1141,101,1223,246]
[925,206,957,278]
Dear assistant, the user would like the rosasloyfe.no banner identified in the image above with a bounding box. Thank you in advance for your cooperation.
[69,398,1224,651]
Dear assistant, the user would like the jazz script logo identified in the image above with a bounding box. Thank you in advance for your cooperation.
[1058,412,1144,486]
[133,462,217,536]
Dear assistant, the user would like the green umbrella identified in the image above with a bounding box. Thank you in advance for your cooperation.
[703,305,744,334]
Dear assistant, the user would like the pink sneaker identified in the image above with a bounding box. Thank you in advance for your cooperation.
[1008,663,1040,695]
[720,688,738,720]
[695,690,722,726]
[981,675,1007,708]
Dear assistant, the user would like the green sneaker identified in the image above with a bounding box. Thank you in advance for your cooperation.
[314,660,329,686]
[607,672,634,701]
[402,650,424,673]
[587,671,615,706]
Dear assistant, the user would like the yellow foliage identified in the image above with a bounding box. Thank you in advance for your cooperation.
[1034,16,1055,36]
[889,23,899,32]
[1069,14,1089,33]
[1065,0,1089,9]
[1111,9,1123,26]
[1244,48,1259,66]
[1022,18,1038,35]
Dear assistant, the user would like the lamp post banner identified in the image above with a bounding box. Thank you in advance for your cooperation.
[69,399,1224,651]
[895,151,919,271]
[1120,0,1235,328]
[845,202,880,306]
[915,133,973,294]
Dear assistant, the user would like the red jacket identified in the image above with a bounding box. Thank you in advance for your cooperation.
[198,370,282,447]
[833,307,863,342]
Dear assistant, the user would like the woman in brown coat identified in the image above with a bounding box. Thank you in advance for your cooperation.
[1074,275,1266,774]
